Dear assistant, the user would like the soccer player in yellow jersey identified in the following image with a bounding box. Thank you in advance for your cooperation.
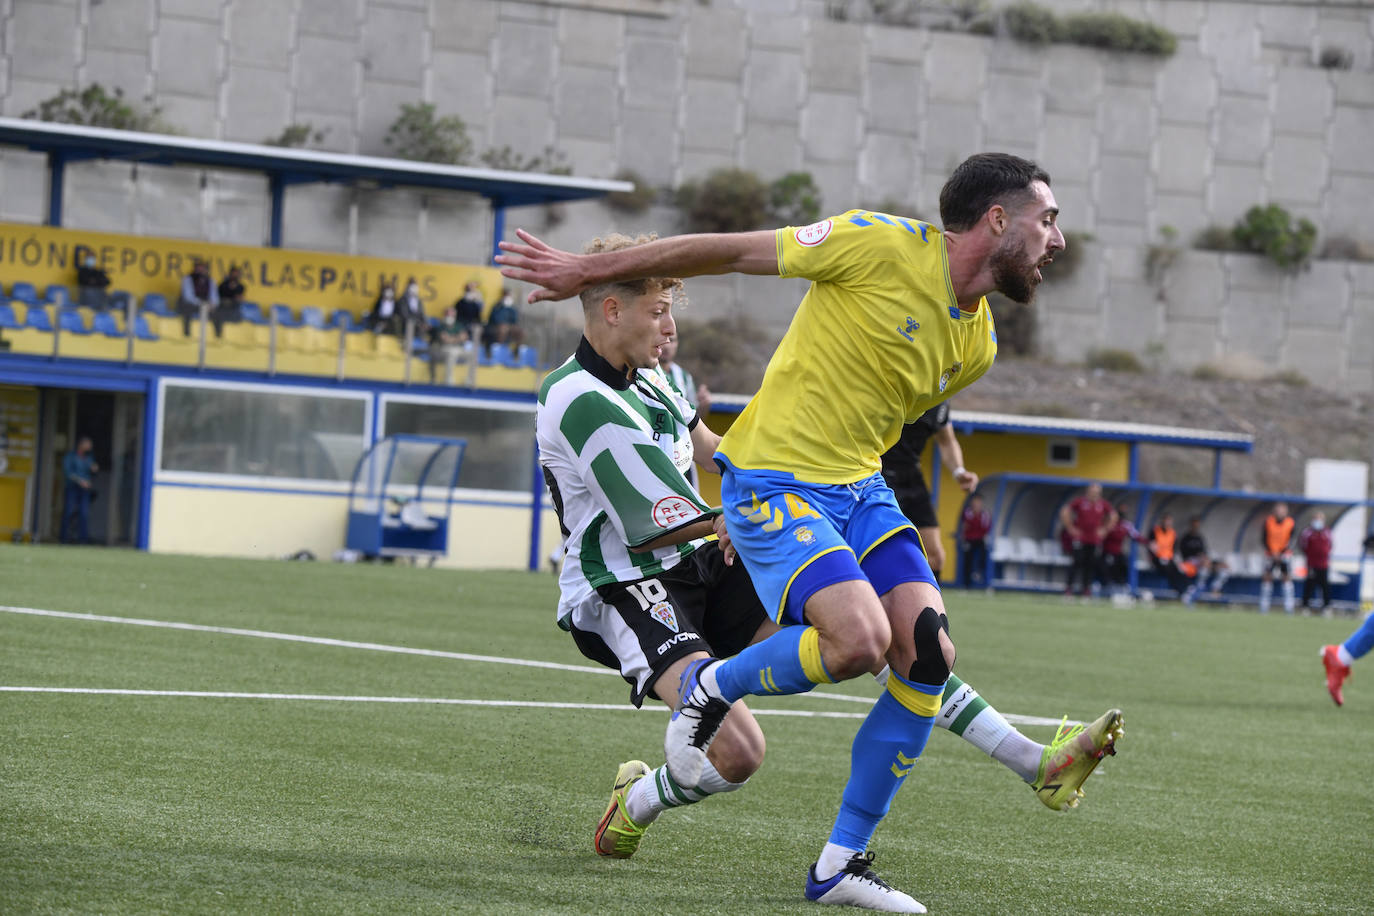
[500,153,1124,912]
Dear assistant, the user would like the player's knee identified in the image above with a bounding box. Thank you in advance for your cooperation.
[827,616,890,680]
[907,606,955,685]
[709,716,766,781]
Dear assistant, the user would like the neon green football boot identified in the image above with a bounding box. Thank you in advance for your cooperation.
[1032,709,1124,811]
[594,760,653,858]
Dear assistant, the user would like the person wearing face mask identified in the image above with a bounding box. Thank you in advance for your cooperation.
[367,283,400,336]
[483,287,524,353]
[76,253,112,310]
[1299,511,1333,613]
[397,277,426,336]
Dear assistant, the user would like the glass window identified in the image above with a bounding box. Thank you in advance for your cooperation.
[161,384,366,480]
[383,400,533,493]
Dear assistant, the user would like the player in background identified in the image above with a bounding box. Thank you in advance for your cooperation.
[880,401,978,579]
[1322,614,1374,706]
[537,234,774,859]
[654,334,711,487]
[1259,501,1296,614]
[1100,501,1146,602]
[1059,483,1115,598]
[1177,516,1230,605]
[1299,511,1333,613]
[502,153,1124,913]
[957,492,993,589]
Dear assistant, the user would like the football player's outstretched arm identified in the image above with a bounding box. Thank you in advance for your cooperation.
[496,229,779,303]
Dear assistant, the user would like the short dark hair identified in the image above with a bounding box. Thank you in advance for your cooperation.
[939,153,1052,232]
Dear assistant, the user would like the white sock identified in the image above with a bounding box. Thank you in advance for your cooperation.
[1259,580,1272,612]
[1338,644,1355,667]
[935,679,1012,755]
[624,758,744,825]
[816,842,859,879]
[992,731,1047,784]
[1282,580,1295,612]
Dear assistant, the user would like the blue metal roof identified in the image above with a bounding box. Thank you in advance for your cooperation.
[706,396,1255,453]
[0,117,632,207]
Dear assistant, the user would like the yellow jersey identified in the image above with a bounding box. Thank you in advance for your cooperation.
[716,211,998,485]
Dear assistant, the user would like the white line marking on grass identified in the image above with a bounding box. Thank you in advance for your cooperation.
[0,605,1072,727]
[0,686,869,719]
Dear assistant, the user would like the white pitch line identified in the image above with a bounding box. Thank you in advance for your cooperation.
[0,605,1070,726]
[0,686,868,719]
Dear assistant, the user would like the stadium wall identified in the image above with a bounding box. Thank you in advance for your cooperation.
[0,0,1372,388]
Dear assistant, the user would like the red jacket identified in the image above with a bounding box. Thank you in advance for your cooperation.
[1301,526,1332,570]
[960,507,992,543]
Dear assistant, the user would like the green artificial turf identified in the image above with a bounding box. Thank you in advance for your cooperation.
[2,545,1371,914]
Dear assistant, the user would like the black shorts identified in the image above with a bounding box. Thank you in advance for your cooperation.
[566,546,768,707]
[882,468,938,529]
[1265,555,1290,578]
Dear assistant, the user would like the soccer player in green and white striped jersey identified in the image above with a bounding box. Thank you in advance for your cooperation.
[537,233,778,859]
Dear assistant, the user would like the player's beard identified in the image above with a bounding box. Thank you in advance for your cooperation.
[990,235,1039,305]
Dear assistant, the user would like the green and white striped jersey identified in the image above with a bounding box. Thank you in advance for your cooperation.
[538,338,718,621]
[659,361,698,410]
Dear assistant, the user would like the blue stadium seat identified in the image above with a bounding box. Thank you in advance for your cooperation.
[132,314,159,341]
[109,289,135,310]
[488,342,518,368]
[45,283,73,306]
[142,292,172,316]
[9,282,39,306]
[517,346,539,369]
[58,309,92,335]
[328,309,367,332]
[270,304,302,327]
[241,301,268,325]
[91,311,122,337]
[23,305,53,331]
[300,305,326,329]
[0,303,20,329]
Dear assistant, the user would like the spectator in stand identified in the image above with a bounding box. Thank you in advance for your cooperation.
[1147,512,1192,599]
[453,282,486,345]
[61,435,98,544]
[1177,516,1231,605]
[431,304,474,383]
[176,259,219,336]
[957,492,992,589]
[212,265,246,338]
[879,401,979,579]
[1299,511,1333,613]
[76,253,112,310]
[484,287,525,353]
[1259,501,1296,614]
[396,277,427,337]
[367,283,400,336]
[1059,482,1115,597]
[1100,501,1146,600]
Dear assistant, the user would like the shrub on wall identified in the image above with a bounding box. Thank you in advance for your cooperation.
[1085,348,1145,373]
[605,169,658,215]
[23,84,175,133]
[676,169,825,233]
[1000,2,1176,56]
[1233,204,1317,271]
[480,145,572,175]
[768,172,824,227]
[384,103,473,165]
[1061,12,1176,56]
[264,123,327,147]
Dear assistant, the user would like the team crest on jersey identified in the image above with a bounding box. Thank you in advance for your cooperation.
[795,219,833,247]
[938,362,964,393]
[649,600,679,632]
[653,495,697,528]
[795,526,816,544]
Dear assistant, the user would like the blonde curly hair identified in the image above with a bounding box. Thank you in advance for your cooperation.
[579,233,686,311]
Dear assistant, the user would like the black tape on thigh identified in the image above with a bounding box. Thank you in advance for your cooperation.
[908,606,952,684]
